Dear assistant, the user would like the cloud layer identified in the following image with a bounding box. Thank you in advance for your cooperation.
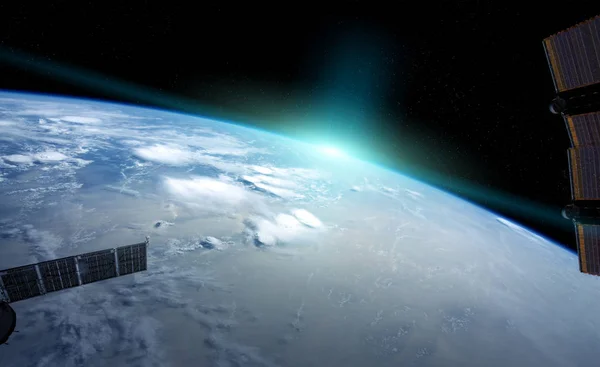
[163,175,250,206]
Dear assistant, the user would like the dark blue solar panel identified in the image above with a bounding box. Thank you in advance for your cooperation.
[577,224,600,275]
[544,16,600,92]
[0,240,147,303]
[567,112,600,147]
[77,249,117,285]
[38,257,80,293]
[0,265,41,302]
[117,242,147,276]
[568,146,600,200]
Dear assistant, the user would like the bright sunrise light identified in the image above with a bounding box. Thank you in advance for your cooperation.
[319,146,346,157]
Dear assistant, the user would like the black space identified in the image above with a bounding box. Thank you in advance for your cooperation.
[0,2,598,250]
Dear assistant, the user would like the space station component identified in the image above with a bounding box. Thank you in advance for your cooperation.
[544,15,600,275]
[0,237,149,345]
[0,301,16,345]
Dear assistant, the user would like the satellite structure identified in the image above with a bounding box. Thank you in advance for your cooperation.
[0,237,149,345]
[543,15,600,275]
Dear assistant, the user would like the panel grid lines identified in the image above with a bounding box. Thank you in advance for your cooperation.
[577,224,600,275]
[591,19,600,83]
[117,242,147,276]
[78,249,117,285]
[544,16,600,92]
[568,147,600,200]
[0,240,148,303]
[567,112,600,147]
[38,257,79,293]
[0,266,41,302]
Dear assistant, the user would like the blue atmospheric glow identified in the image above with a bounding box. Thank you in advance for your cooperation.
[318,145,346,157]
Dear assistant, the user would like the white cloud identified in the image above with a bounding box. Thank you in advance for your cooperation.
[189,154,245,173]
[248,209,324,247]
[252,214,302,246]
[164,238,205,255]
[270,167,321,179]
[120,139,144,146]
[134,144,197,166]
[200,236,223,249]
[163,176,250,207]
[33,151,69,162]
[2,154,34,164]
[254,182,304,199]
[1,151,68,164]
[160,236,228,256]
[404,189,424,200]
[496,217,545,243]
[153,220,174,229]
[382,186,397,194]
[292,209,323,228]
[104,185,141,197]
[241,174,298,188]
[16,224,64,264]
[59,116,102,124]
[240,174,305,199]
[203,147,261,156]
[72,158,93,167]
[142,129,263,157]
[19,108,67,116]
[250,165,273,175]
[133,144,251,173]
[0,119,16,126]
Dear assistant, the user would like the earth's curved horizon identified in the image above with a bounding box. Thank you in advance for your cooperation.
[0,91,597,366]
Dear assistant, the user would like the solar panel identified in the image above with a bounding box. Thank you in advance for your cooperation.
[117,242,147,276]
[38,256,80,293]
[0,239,148,303]
[568,146,600,200]
[565,112,600,147]
[575,223,600,275]
[77,248,118,285]
[543,15,600,92]
[0,265,42,303]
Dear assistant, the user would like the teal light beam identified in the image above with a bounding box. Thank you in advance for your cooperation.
[308,24,572,238]
[400,164,574,236]
[0,46,226,121]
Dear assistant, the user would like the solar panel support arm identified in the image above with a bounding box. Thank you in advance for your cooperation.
[113,250,120,277]
[73,257,83,286]
[33,265,46,296]
[563,201,600,225]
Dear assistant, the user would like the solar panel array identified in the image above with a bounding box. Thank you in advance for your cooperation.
[565,111,600,146]
[0,265,41,302]
[0,239,148,303]
[568,146,600,200]
[117,242,147,276]
[77,249,118,285]
[545,15,600,276]
[37,256,80,293]
[544,15,600,93]
[576,223,600,275]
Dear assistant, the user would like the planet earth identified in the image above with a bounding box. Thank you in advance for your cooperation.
[0,91,599,367]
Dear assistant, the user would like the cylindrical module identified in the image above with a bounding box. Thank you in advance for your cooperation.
[0,301,16,345]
